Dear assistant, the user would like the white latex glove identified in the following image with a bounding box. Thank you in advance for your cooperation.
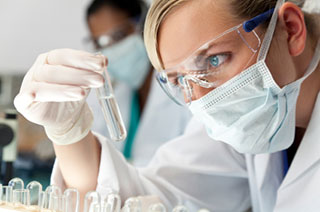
[14,49,105,145]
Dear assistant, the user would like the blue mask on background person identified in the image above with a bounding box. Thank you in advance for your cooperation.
[101,34,150,89]
[189,1,320,154]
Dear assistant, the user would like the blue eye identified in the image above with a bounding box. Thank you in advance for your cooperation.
[177,76,185,87]
[209,55,220,67]
[207,54,228,68]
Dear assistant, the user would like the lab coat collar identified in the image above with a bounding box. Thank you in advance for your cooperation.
[280,92,320,189]
[254,153,283,190]
[250,151,283,211]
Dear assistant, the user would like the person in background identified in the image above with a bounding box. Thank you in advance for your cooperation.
[85,0,191,166]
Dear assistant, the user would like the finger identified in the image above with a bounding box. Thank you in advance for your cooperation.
[34,64,104,88]
[47,49,106,72]
[14,91,36,114]
[15,82,86,107]
[33,82,87,102]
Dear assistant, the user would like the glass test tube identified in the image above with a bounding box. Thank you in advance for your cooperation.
[26,181,42,209]
[96,55,127,142]
[0,184,2,204]
[101,192,121,212]
[63,188,80,212]
[8,178,24,190]
[172,205,189,212]
[43,185,62,211]
[148,203,167,212]
[122,197,141,212]
[84,191,101,212]
[12,189,30,208]
[1,185,13,204]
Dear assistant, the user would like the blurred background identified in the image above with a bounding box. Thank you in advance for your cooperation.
[0,0,151,188]
[0,0,318,187]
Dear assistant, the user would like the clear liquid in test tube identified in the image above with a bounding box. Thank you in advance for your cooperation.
[96,55,127,142]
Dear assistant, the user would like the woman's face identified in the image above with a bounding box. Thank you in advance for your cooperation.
[158,0,297,101]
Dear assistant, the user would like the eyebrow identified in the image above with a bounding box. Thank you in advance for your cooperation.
[193,36,238,61]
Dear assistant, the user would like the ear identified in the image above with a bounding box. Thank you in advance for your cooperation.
[278,2,307,56]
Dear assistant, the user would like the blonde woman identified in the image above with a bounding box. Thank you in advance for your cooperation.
[14,0,320,211]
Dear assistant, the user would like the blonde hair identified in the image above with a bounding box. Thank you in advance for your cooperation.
[143,0,314,71]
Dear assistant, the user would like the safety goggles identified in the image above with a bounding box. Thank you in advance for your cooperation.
[84,21,136,51]
[156,8,275,106]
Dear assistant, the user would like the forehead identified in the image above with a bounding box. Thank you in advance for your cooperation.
[88,6,129,37]
[158,0,239,69]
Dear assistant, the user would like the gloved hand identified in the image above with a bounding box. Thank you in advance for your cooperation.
[14,49,105,145]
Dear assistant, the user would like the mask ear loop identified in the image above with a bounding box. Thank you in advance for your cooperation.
[257,0,285,61]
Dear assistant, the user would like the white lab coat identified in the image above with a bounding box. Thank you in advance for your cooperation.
[86,72,192,166]
[52,92,320,211]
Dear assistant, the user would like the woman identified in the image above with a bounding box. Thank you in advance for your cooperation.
[14,0,320,211]
[84,0,191,166]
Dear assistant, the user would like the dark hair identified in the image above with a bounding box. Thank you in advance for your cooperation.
[86,0,146,21]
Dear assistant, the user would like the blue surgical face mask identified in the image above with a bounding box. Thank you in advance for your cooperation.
[101,34,150,89]
[188,0,320,154]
